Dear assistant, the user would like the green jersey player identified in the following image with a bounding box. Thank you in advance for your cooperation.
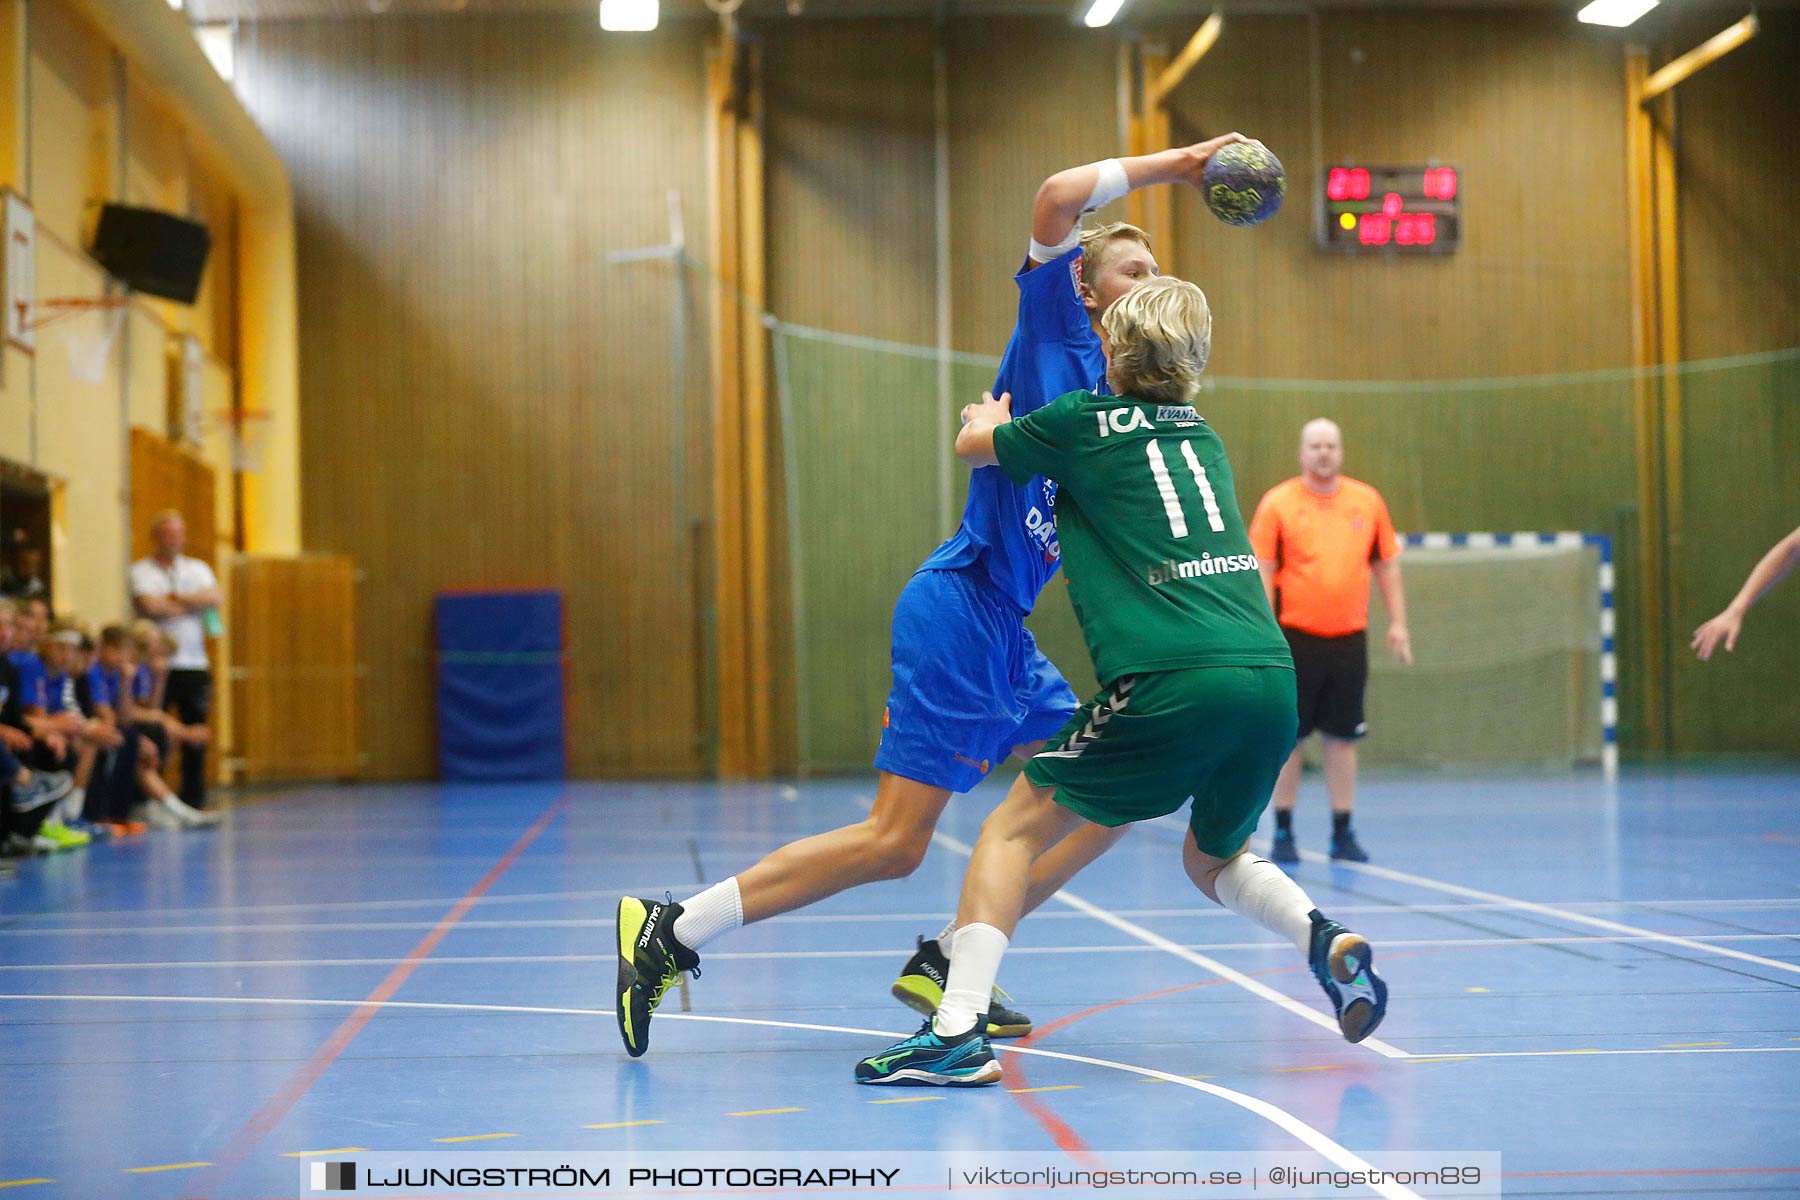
[855,277,1388,1087]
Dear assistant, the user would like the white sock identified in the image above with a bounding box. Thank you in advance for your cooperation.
[1212,854,1318,954]
[933,922,1008,1038]
[672,877,743,951]
[58,789,86,824]
[933,918,957,945]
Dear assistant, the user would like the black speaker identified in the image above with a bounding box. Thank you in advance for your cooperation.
[89,204,212,304]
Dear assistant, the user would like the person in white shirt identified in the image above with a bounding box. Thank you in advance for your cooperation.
[129,510,221,811]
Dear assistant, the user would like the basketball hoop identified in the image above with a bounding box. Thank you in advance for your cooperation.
[24,295,131,331]
[43,298,131,385]
[209,408,274,473]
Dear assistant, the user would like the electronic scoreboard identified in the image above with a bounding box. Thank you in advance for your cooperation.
[1320,164,1460,254]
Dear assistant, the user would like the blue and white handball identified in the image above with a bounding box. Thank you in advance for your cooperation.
[1202,140,1286,227]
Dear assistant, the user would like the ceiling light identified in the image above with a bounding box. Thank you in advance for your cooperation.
[1577,0,1657,28]
[1080,0,1128,28]
[600,0,658,31]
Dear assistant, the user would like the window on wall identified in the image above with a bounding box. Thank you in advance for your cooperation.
[195,23,234,82]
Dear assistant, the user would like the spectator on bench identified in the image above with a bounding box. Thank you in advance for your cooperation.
[85,625,217,831]
[0,599,75,856]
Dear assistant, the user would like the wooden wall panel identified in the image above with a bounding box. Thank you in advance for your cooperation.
[229,553,358,780]
[762,20,938,770]
[1674,12,1799,361]
[1165,10,1633,381]
[234,16,712,778]
[1665,13,1800,754]
[946,19,1120,359]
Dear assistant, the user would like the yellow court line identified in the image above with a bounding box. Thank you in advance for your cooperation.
[867,1096,945,1105]
[1406,1057,1474,1064]
[123,1163,213,1174]
[584,1120,664,1130]
[1006,1085,1082,1094]
[1275,1065,1348,1073]
[0,1181,55,1190]
[727,1108,806,1117]
[1466,987,1490,993]
[281,1148,369,1158]
[433,1134,516,1143]
[1662,1041,1730,1048]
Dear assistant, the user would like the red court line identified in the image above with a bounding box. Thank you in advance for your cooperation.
[998,968,1307,1166]
[182,793,573,1199]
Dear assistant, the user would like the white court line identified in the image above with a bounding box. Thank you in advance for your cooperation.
[919,824,1411,1059]
[1426,1046,1800,1060]
[8,931,1797,973]
[0,992,1419,1200]
[1287,848,1800,979]
[12,896,1800,937]
[0,888,689,924]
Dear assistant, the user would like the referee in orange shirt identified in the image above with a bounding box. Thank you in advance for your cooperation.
[1249,419,1411,863]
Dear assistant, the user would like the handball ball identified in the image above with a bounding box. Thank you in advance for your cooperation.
[1202,141,1286,227]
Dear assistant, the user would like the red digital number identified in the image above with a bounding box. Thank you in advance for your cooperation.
[1328,168,1349,201]
[1358,214,1391,246]
[1420,167,1458,200]
[1382,192,1403,218]
[1392,214,1439,246]
[1350,168,1371,200]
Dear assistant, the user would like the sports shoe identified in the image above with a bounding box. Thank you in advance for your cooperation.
[64,818,111,841]
[1329,830,1370,863]
[855,1018,1001,1087]
[134,801,182,831]
[8,770,73,815]
[37,821,90,851]
[892,936,1033,1038]
[161,794,223,828]
[615,896,699,1058]
[1270,828,1299,863]
[1307,911,1388,1043]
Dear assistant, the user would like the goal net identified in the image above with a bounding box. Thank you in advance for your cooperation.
[1362,533,1615,774]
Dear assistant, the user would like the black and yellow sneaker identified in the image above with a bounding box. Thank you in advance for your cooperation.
[616,896,700,1058]
[891,935,1033,1039]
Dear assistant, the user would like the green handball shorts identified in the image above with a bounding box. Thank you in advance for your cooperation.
[1023,666,1298,859]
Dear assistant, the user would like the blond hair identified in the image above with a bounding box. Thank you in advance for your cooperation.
[149,508,184,536]
[130,618,169,655]
[1079,221,1153,286]
[1101,276,1213,404]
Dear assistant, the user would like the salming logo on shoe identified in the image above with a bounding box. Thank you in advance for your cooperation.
[637,904,663,950]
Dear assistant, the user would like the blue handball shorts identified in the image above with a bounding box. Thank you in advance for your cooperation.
[873,567,1079,794]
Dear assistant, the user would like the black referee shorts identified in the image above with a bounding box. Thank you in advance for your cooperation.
[1282,627,1369,742]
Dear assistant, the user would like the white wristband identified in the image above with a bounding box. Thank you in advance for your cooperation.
[1082,157,1130,213]
[1028,224,1082,264]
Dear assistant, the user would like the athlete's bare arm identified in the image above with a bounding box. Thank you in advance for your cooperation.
[1026,133,1250,268]
[1692,523,1800,660]
[956,391,1013,468]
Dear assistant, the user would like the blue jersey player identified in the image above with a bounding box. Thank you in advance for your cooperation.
[615,133,1251,1059]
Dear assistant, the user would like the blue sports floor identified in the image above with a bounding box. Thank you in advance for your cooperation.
[2,768,1798,1198]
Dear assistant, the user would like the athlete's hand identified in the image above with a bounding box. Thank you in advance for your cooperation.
[1179,133,1250,184]
[1691,607,1743,661]
[961,391,1014,429]
[1387,622,1414,666]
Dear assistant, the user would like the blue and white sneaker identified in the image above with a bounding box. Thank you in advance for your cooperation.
[855,1019,1002,1087]
[1308,911,1388,1043]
